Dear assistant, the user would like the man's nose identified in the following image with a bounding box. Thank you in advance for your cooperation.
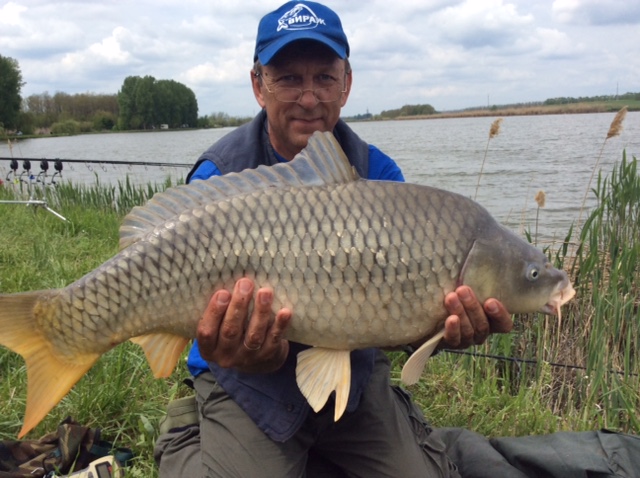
[297,88,320,107]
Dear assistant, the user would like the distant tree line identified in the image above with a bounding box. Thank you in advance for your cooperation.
[379,104,437,119]
[544,92,640,105]
[22,92,119,134]
[343,112,373,121]
[197,112,253,128]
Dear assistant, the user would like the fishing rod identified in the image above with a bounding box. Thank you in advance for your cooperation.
[441,349,638,377]
[0,157,193,168]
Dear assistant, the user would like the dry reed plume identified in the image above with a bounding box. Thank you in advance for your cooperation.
[574,106,628,242]
[474,118,503,200]
[606,106,627,139]
[534,190,546,246]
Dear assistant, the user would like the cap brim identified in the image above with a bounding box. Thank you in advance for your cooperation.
[256,31,347,65]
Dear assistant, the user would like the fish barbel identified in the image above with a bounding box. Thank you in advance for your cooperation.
[0,132,575,437]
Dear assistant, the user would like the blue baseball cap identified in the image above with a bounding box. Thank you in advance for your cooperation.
[254,1,350,65]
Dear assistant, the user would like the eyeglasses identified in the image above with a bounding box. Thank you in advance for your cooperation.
[256,73,347,103]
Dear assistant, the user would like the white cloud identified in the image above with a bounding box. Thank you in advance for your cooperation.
[552,0,640,25]
[87,28,131,64]
[182,58,247,85]
[0,1,27,25]
[427,0,535,49]
[1,0,638,115]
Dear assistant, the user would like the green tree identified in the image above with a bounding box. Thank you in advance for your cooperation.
[379,103,437,119]
[16,111,35,135]
[117,76,198,130]
[92,110,117,130]
[0,55,25,129]
[134,75,156,129]
[117,76,141,129]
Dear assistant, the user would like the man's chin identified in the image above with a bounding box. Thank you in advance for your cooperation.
[292,130,320,148]
[291,118,327,133]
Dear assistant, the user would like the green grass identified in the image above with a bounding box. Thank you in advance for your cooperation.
[0,179,190,477]
[0,152,638,476]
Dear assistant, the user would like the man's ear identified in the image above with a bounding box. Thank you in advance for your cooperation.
[251,70,267,108]
[340,70,353,107]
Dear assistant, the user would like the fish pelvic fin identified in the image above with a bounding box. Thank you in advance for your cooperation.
[130,333,190,378]
[295,347,351,421]
[0,291,100,438]
[400,329,446,385]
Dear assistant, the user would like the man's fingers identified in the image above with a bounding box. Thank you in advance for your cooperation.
[484,299,513,333]
[444,291,474,346]
[264,308,292,368]
[217,278,254,355]
[270,308,292,345]
[457,286,490,343]
[442,314,461,348]
[196,289,231,361]
[242,287,274,351]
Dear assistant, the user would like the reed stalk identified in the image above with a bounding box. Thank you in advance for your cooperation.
[474,118,502,200]
[574,107,627,237]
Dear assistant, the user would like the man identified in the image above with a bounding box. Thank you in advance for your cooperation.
[154,2,512,476]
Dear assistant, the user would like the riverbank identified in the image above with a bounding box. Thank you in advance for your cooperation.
[396,99,639,120]
[4,100,639,141]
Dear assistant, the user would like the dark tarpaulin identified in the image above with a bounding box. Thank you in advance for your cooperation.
[433,427,640,478]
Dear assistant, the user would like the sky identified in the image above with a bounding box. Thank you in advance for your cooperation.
[1,0,639,118]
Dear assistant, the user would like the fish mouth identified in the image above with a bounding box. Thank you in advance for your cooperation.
[540,276,576,317]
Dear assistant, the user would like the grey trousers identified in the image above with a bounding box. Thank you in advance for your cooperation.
[154,352,459,478]
[154,358,640,477]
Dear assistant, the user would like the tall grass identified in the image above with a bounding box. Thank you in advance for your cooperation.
[399,150,640,438]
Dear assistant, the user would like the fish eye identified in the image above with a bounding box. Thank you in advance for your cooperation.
[526,264,540,281]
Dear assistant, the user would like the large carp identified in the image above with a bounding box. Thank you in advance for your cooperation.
[0,132,574,437]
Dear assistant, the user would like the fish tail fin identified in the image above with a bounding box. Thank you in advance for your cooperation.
[130,333,190,378]
[0,291,100,438]
[400,328,446,385]
[295,348,351,421]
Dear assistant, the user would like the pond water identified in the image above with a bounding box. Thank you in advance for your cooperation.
[1,111,638,245]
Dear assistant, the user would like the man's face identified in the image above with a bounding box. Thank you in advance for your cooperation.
[252,42,352,160]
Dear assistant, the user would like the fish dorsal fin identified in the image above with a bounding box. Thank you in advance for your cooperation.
[118,131,358,249]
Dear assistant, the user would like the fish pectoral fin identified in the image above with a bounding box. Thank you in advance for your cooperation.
[130,333,189,378]
[400,329,446,385]
[22,346,99,439]
[295,348,351,421]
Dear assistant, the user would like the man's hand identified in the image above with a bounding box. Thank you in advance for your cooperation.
[440,285,513,349]
[196,278,292,374]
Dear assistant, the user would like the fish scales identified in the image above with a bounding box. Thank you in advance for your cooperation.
[0,131,575,437]
[37,180,470,355]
